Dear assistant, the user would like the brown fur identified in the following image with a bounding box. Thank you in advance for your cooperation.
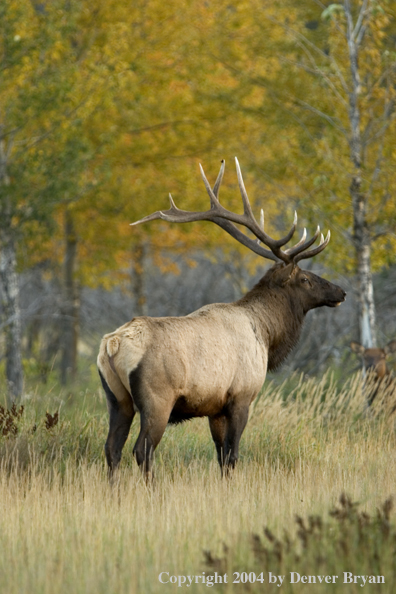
[98,262,346,478]
[350,340,396,406]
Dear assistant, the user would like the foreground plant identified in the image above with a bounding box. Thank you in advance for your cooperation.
[205,494,396,591]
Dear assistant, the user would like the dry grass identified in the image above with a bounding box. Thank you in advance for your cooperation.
[0,372,395,593]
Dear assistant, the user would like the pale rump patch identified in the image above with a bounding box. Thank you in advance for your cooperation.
[98,318,151,395]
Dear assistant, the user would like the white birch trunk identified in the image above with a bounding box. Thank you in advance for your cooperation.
[0,128,24,403]
[345,0,377,347]
[0,232,23,403]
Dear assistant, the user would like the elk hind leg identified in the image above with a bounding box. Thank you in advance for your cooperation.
[99,371,135,477]
[133,406,171,481]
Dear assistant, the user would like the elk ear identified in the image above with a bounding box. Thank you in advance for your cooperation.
[274,262,295,286]
[350,341,365,355]
[384,340,396,355]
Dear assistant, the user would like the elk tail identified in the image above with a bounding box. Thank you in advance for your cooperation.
[106,336,120,375]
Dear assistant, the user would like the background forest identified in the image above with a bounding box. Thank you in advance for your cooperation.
[1,0,396,403]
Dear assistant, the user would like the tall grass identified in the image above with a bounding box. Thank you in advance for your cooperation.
[0,372,395,593]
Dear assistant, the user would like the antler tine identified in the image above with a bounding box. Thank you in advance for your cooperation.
[200,160,287,251]
[199,163,224,209]
[282,227,307,254]
[285,225,321,257]
[234,157,297,258]
[235,157,257,220]
[212,159,225,199]
[260,209,264,231]
[288,227,307,251]
[197,161,279,261]
[132,160,226,226]
[168,194,177,209]
[256,209,265,245]
[130,193,186,226]
[294,230,331,263]
[130,211,164,226]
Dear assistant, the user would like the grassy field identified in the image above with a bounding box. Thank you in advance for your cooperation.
[0,370,395,593]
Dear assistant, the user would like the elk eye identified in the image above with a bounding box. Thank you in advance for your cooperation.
[301,277,310,284]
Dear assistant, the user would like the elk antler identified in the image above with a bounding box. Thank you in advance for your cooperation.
[131,158,330,264]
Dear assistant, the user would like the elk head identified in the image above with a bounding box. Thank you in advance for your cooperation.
[350,340,396,380]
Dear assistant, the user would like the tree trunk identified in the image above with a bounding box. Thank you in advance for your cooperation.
[345,0,377,348]
[0,231,23,404]
[0,131,23,404]
[60,210,79,385]
[351,182,376,347]
[131,242,148,317]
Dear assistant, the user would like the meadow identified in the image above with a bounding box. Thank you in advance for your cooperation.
[0,370,395,593]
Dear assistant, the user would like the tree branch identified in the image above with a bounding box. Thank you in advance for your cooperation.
[294,98,348,135]
[353,0,369,46]
[266,13,350,95]
[277,51,348,108]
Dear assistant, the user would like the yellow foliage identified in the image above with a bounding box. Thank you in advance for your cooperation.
[2,0,395,292]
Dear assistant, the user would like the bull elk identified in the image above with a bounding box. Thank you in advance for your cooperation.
[98,158,346,478]
[350,340,396,406]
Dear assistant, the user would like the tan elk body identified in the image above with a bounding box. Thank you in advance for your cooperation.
[98,159,346,478]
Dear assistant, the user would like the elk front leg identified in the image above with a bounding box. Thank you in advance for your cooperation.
[209,414,227,472]
[209,403,249,476]
[224,404,250,471]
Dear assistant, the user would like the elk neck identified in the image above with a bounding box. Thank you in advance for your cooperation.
[235,269,305,371]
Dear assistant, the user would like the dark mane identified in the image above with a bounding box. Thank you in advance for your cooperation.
[236,264,305,371]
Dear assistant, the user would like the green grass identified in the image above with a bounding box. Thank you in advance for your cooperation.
[0,371,395,593]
